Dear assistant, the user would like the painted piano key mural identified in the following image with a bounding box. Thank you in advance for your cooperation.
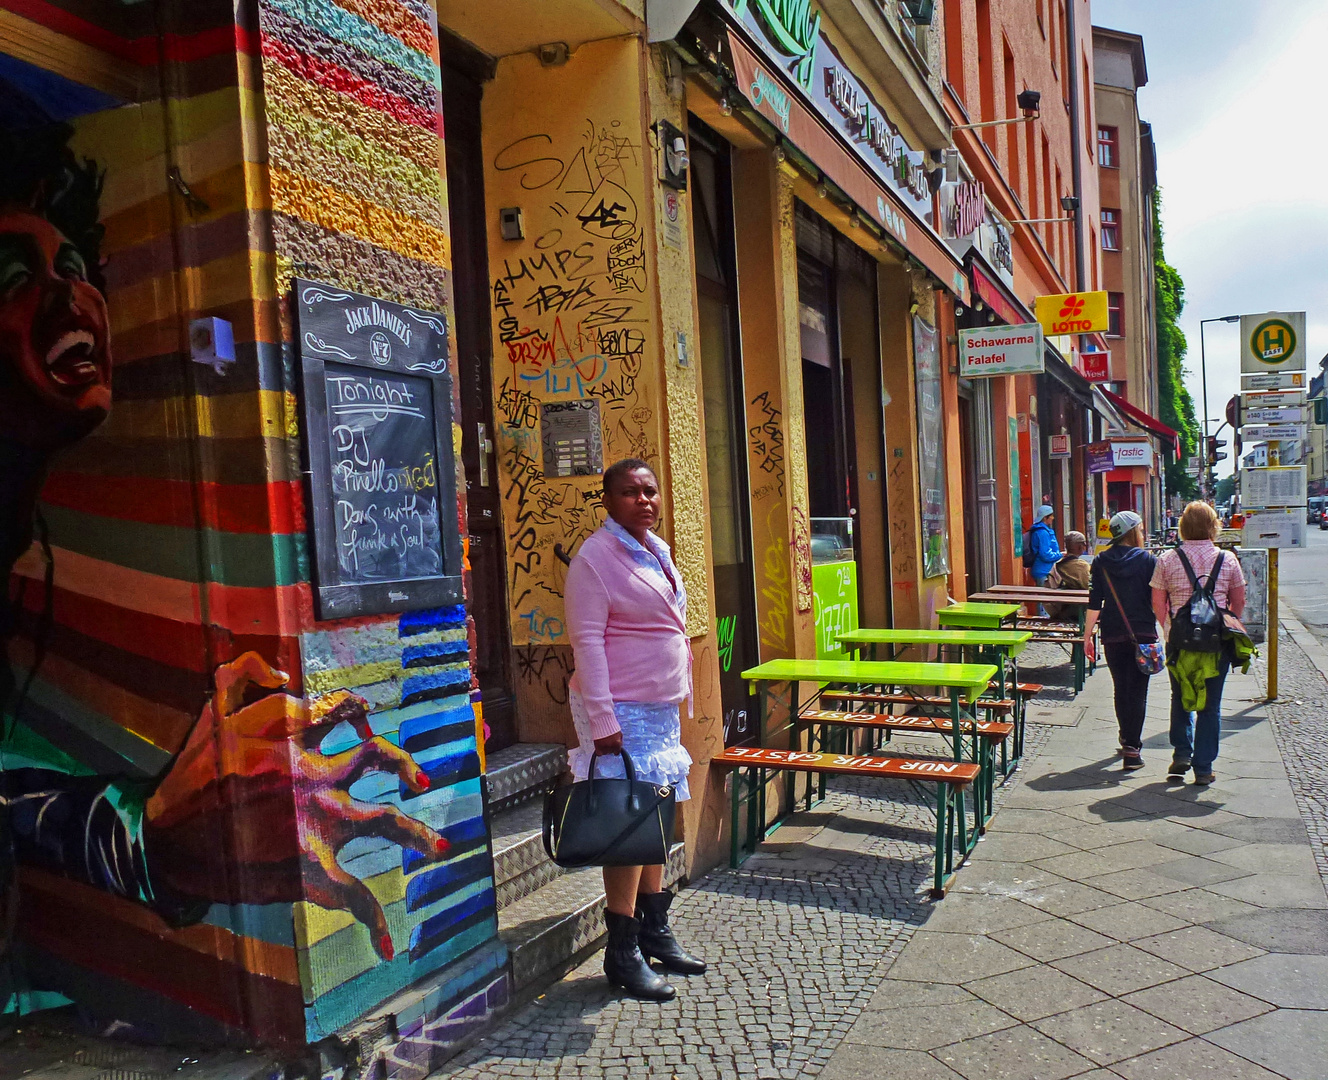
[298,604,501,1041]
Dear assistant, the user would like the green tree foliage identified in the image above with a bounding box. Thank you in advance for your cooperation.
[1215,474,1236,503]
[1153,189,1200,500]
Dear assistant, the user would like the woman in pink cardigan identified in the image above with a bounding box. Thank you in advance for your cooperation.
[563,458,705,1002]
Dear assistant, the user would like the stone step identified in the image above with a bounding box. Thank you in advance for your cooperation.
[484,742,566,814]
[490,800,562,910]
[498,842,687,991]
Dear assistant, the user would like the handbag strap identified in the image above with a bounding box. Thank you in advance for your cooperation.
[1100,563,1140,646]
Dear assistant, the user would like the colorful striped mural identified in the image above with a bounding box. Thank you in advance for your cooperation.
[1,0,504,1055]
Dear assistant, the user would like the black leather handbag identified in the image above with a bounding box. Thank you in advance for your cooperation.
[542,749,677,868]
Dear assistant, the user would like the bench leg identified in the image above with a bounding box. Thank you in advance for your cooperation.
[932,781,949,898]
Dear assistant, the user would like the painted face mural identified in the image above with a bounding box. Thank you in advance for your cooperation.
[0,209,112,447]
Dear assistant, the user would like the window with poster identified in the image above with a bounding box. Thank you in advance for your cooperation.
[914,316,950,577]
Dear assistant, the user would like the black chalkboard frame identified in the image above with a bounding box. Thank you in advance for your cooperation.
[293,279,464,621]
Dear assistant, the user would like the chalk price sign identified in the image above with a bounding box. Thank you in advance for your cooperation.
[295,280,463,619]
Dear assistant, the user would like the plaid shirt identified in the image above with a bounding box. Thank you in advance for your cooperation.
[1150,540,1246,616]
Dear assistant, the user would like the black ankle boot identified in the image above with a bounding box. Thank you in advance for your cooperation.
[603,911,676,1001]
[636,890,706,976]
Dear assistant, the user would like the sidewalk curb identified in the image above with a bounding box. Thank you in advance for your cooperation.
[1279,611,1328,686]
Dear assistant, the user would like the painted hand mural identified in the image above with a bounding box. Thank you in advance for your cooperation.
[143,653,451,960]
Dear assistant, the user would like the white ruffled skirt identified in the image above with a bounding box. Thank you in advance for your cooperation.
[568,690,692,801]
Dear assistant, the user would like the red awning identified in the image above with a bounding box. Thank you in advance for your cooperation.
[1101,389,1180,457]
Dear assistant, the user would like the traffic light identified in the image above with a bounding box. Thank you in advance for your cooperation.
[1206,436,1228,466]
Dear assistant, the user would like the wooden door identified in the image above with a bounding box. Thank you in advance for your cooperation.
[442,60,515,750]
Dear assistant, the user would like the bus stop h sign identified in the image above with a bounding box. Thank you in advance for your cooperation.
[1241,312,1306,373]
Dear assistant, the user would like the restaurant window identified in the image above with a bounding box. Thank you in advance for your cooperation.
[1097,125,1118,167]
[1101,208,1121,251]
[1108,292,1124,337]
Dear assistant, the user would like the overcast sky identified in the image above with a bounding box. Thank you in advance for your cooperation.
[1091,0,1327,476]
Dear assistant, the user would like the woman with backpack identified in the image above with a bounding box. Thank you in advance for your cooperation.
[1082,512,1160,771]
[1151,501,1246,786]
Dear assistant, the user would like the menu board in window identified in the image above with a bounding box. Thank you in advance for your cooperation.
[295,280,462,619]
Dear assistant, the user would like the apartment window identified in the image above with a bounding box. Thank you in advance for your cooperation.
[1097,126,1119,167]
[976,0,995,150]
[1101,208,1121,251]
[944,0,965,99]
[1003,40,1019,196]
[1108,291,1124,337]
[1036,0,1046,34]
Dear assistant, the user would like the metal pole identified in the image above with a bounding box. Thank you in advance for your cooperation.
[1200,321,1210,501]
[1268,547,1279,702]
[1267,437,1280,701]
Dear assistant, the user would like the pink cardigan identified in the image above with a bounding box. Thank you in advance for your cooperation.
[563,526,691,740]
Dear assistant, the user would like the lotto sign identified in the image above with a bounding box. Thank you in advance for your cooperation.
[1034,291,1110,335]
[958,323,1045,376]
[1048,434,1072,459]
[1240,311,1306,372]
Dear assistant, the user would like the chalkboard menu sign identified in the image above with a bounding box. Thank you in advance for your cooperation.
[294,279,462,619]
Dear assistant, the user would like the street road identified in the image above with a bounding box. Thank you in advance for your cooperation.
[1279,522,1328,645]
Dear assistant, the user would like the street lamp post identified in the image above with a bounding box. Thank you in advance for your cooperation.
[1199,315,1242,500]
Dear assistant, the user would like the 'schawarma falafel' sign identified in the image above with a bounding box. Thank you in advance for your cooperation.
[959,323,1045,377]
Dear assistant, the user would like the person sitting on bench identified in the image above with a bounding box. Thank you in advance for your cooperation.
[1046,531,1090,620]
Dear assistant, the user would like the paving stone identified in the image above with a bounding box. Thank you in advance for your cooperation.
[1030,998,1187,1065]
[862,981,976,1011]
[1150,828,1247,857]
[1082,868,1192,901]
[931,1023,1095,1080]
[920,894,1054,936]
[886,932,1035,984]
[843,996,1017,1051]
[1130,924,1266,972]
[1206,953,1328,1008]
[964,967,1108,1023]
[969,833,1079,863]
[1049,944,1191,996]
[821,1045,966,1079]
[1138,888,1262,924]
[1123,974,1274,1035]
[1207,1009,1328,1080]
[1067,901,1191,941]
[1207,872,1328,909]
[1209,908,1328,954]
[1147,855,1252,888]
[1209,816,1312,845]
[990,919,1116,962]
[1207,842,1322,878]
[1111,1036,1287,1080]
[1015,880,1124,917]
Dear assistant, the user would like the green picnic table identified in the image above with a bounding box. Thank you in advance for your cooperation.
[725,658,998,896]
[936,601,1021,629]
[837,628,1033,764]
[971,589,1094,693]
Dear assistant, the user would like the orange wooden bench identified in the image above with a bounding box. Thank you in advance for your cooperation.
[713,746,981,896]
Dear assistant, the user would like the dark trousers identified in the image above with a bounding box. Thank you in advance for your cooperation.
[1104,640,1152,751]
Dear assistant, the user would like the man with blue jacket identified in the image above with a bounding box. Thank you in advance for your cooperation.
[1027,504,1064,587]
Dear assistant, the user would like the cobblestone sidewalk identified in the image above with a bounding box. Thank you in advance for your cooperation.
[434,647,1072,1080]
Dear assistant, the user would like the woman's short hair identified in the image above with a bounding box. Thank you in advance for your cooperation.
[602,457,655,495]
[1179,500,1221,541]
